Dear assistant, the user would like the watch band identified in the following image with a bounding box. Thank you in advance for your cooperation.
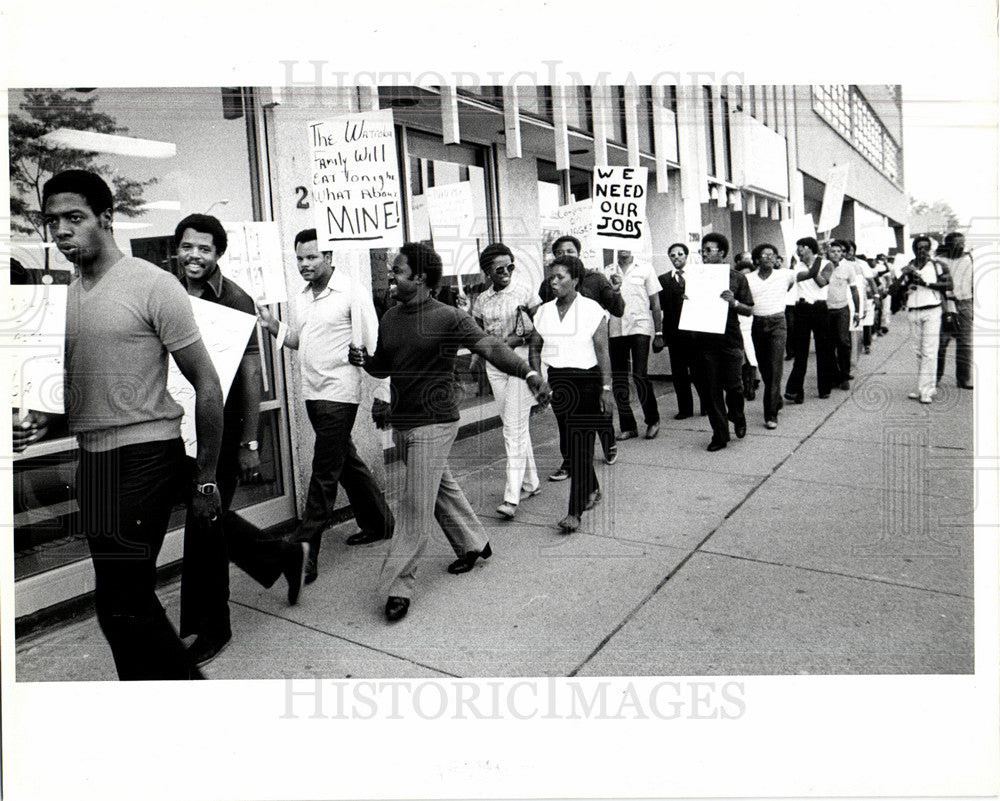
[195,482,218,496]
[240,440,259,451]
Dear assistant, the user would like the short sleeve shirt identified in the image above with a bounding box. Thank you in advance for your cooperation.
[609,259,660,337]
[533,295,606,369]
[473,282,540,339]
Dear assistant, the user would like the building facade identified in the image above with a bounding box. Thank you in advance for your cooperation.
[9,83,907,618]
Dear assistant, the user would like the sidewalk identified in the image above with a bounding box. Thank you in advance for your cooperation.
[15,321,975,679]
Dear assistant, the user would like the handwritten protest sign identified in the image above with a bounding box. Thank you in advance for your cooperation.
[167,297,257,456]
[309,109,403,251]
[219,221,286,304]
[593,166,648,245]
[426,182,480,277]
[553,199,599,267]
[677,263,729,334]
[6,285,67,414]
[817,164,850,233]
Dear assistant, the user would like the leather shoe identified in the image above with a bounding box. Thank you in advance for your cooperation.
[838,381,850,390]
[304,551,318,585]
[604,444,618,465]
[346,529,390,546]
[645,422,660,439]
[557,514,580,532]
[706,439,727,452]
[734,418,747,438]
[585,489,602,510]
[673,412,692,420]
[784,392,804,404]
[616,430,638,441]
[283,542,307,605]
[187,630,232,667]
[496,501,518,519]
[958,383,974,390]
[819,392,831,399]
[385,596,409,622]
[548,466,570,481]
[447,543,492,574]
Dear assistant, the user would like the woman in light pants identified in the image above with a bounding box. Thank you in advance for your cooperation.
[473,244,542,519]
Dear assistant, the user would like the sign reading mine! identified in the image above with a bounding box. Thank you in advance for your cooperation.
[309,109,403,251]
[593,166,648,244]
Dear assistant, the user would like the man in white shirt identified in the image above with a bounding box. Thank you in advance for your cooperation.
[824,239,861,391]
[608,249,663,440]
[258,229,394,584]
[936,232,974,389]
[784,237,836,403]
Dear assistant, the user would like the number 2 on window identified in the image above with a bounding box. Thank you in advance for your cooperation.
[294,186,310,209]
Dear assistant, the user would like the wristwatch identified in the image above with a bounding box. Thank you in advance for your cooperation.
[240,440,259,451]
[195,482,218,496]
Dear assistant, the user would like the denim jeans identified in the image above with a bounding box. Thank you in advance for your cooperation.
[78,438,197,680]
[609,334,660,433]
[751,314,787,422]
[299,400,394,557]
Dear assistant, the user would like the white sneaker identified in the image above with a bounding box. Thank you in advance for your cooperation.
[907,392,921,400]
[920,395,933,404]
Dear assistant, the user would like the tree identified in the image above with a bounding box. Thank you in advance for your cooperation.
[9,90,156,242]
[907,196,961,243]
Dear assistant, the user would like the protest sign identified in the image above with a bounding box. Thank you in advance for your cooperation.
[677,263,729,334]
[309,109,403,251]
[553,199,600,267]
[817,164,850,233]
[426,182,481,277]
[168,296,257,456]
[593,166,649,245]
[220,221,286,304]
[6,285,67,414]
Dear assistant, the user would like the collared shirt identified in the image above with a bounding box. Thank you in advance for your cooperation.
[293,268,379,404]
[939,253,973,300]
[473,281,540,339]
[797,256,831,304]
[534,294,607,369]
[538,269,625,317]
[905,260,947,310]
[608,259,660,338]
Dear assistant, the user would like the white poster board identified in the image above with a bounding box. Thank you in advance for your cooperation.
[167,296,258,456]
[678,263,729,334]
[593,166,649,245]
[6,285,67,414]
[426,182,480,277]
[219,221,286,304]
[817,163,850,233]
[309,109,403,251]
[553,199,600,268]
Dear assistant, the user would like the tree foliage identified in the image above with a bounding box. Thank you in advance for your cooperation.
[9,90,156,239]
[907,196,961,243]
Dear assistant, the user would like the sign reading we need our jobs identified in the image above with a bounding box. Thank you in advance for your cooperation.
[592,166,649,246]
[309,109,403,252]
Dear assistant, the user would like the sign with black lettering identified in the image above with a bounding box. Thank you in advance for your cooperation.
[309,109,403,251]
[592,166,648,244]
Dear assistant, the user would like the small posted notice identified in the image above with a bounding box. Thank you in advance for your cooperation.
[309,109,403,251]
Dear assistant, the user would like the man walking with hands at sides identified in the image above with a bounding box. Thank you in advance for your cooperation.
[349,242,550,623]
[174,213,308,669]
[22,170,224,680]
[258,229,394,585]
[658,242,704,420]
[539,235,624,477]
[935,232,974,390]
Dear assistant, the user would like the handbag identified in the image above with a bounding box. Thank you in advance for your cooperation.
[941,296,960,334]
[513,305,534,338]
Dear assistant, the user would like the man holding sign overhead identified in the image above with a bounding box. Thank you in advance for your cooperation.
[257,229,394,586]
[28,170,224,680]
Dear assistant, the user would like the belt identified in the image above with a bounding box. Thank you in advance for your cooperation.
[796,300,827,306]
[908,304,941,311]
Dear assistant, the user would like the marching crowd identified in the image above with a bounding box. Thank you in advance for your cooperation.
[11,169,974,679]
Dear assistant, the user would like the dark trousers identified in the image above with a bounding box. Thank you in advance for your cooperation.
[299,400,394,556]
[827,305,852,384]
[78,439,198,681]
[609,334,659,433]
[180,443,297,639]
[786,301,835,397]
[937,298,974,386]
[548,367,602,516]
[667,340,702,417]
[692,346,744,444]
[751,314,787,422]
[554,397,613,467]
[784,306,796,358]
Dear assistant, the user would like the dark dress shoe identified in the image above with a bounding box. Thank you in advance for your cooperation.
[385,596,409,622]
[585,489,602,510]
[958,383,974,390]
[548,466,570,481]
[819,392,831,399]
[838,381,850,391]
[734,419,747,438]
[645,422,660,439]
[706,439,727,452]
[283,542,306,605]
[673,412,692,420]
[447,543,492,574]
[346,529,390,546]
[187,630,232,667]
[304,552,318,585]
[615,430,638,441]
[784,392,804,404]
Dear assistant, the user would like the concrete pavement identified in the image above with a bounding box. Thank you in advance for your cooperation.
[15,319,975,679]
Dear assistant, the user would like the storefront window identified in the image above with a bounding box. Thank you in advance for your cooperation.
[9,87,289,580]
